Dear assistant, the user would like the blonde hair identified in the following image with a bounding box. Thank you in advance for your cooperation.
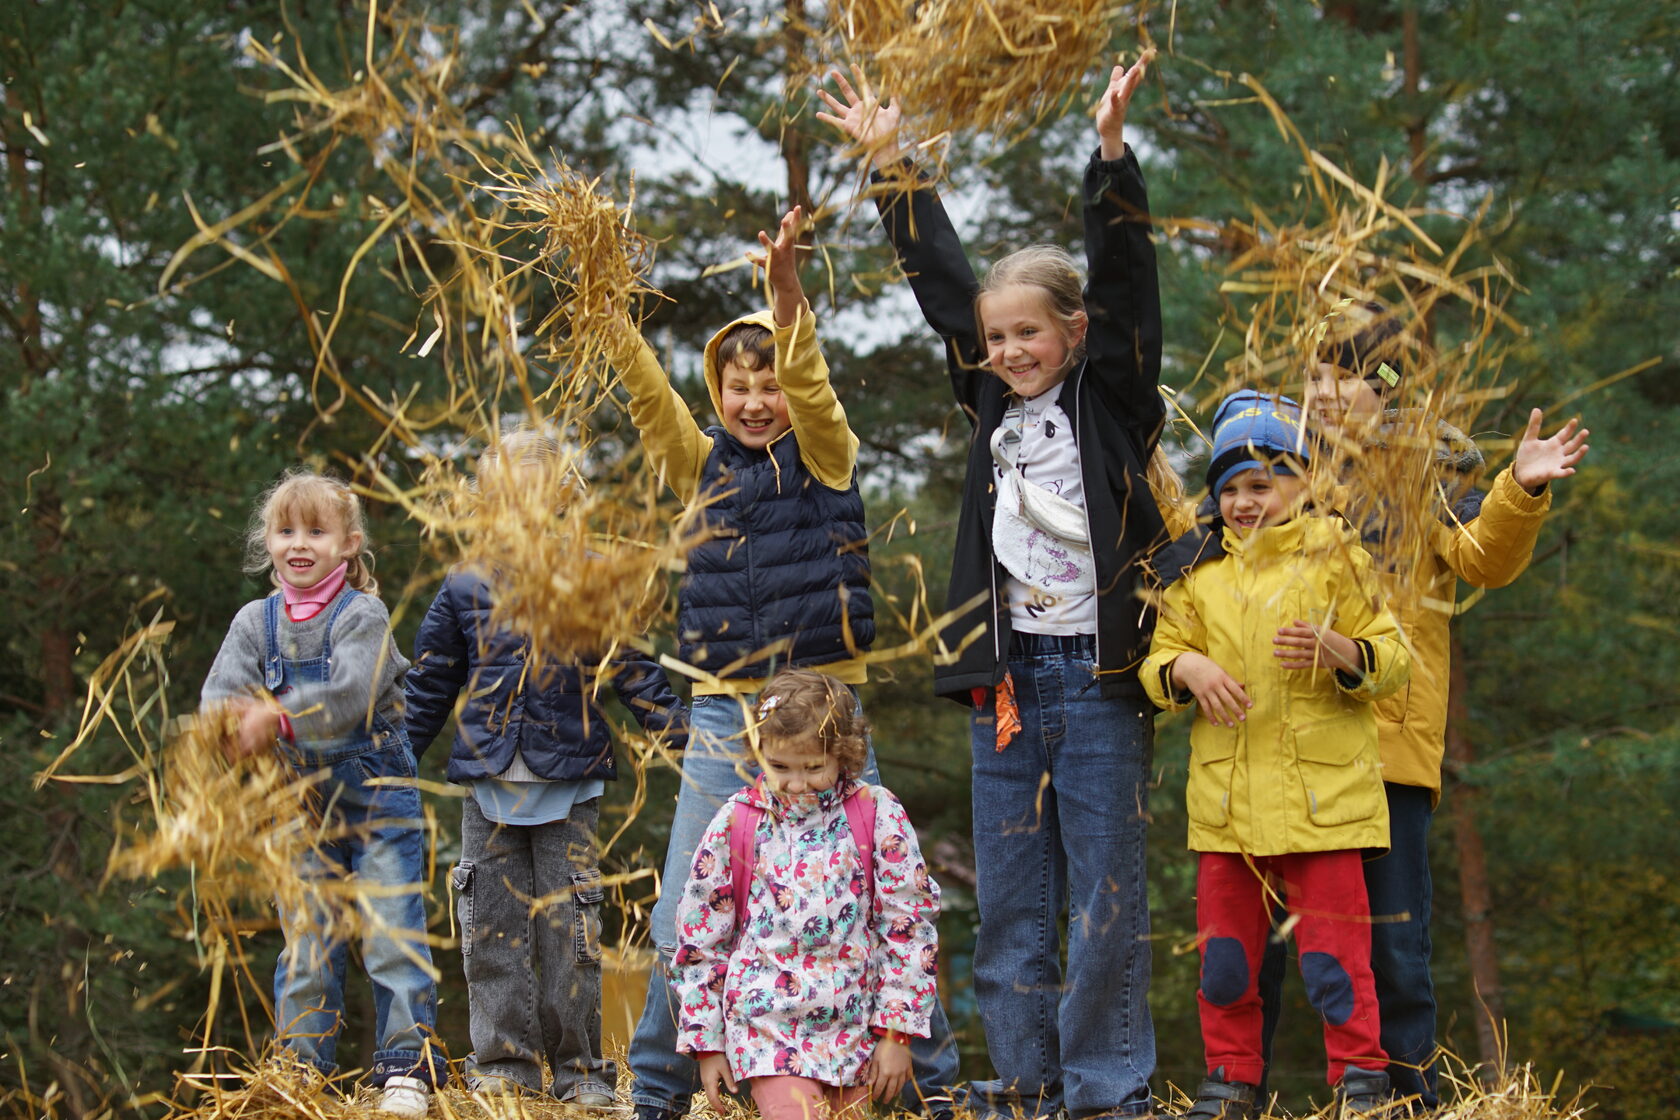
[754,669,870,780]
[474,423,587,506]
[244,469,377,594]
[976,244,1088,366]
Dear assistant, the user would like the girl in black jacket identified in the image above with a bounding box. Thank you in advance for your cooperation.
[820,60,1165,1119]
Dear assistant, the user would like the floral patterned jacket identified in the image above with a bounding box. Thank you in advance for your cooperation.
[671,776,941,1085]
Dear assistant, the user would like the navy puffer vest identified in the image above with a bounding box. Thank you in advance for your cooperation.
[678,427,874,678]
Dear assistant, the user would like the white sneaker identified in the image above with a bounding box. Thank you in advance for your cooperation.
[377,1076,431,1119]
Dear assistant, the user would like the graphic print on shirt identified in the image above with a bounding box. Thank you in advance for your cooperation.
[991,385,1096,626]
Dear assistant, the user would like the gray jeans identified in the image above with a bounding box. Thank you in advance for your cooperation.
[455,796,616,1098]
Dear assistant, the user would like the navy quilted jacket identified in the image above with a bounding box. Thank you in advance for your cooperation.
[679,428,874,679]
[405,568,688,782]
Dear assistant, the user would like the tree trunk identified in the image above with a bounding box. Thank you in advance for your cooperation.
[1444,631,1507,1080]
[782,0,813,217]
[1402,7,1428,179]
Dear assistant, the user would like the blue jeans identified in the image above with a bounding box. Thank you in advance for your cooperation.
[274,740,442,1085]
[628,690,960,1116]
[1257,782,1437,1109]
[970,636,1156,1117]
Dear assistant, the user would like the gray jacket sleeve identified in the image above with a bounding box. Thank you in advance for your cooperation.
[201,599,269,705]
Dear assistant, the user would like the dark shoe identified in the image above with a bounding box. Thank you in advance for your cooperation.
[1179,1073,1257,1120]
[1333,1066,1392,1117]
[633,1107,677,1120]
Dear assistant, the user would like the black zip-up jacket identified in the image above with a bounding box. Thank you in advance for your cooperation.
[875,148,1167,701]
[404,567,688,782]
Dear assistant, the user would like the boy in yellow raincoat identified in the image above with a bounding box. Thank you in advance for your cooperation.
[1143,390,1411,1120]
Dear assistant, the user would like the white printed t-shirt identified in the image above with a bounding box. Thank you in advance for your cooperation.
[992,381,1098,635]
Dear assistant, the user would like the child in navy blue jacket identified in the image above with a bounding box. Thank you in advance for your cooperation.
[404,427,688,1101]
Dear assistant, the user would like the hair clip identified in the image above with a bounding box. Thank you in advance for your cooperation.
[757,694,782,719]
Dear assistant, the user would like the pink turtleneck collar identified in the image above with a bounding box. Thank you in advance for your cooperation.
[283,561,349,622]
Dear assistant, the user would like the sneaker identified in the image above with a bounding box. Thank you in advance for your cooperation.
[469,1073,531,1098]
[377,1075,432,1119]
[1333,1066,1392,1117]
[1179,1072,1257,1120]
[633,1105,677,1120]
[570,1090,617,1109]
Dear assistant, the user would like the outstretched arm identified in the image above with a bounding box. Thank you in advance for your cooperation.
[750,205,809,330]
[606,312,712,504]
[820,70,987,411]
[1095,51,1154,161]
[1437,408,1587,587]
[1083,56,1164,440]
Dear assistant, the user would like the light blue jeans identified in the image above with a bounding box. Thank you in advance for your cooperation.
[628,690,960,1116]
[273,739,443,1085]
[969,635,1156,1117]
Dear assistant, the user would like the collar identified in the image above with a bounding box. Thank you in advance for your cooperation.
[283,561,349,622]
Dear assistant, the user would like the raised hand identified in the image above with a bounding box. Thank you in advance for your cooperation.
[747,206,807,328]
[816,67,904,171]
[1511,408,1590,495]
[1095,50,1154,161]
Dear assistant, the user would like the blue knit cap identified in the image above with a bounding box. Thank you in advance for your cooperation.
[1205,390,1310,496]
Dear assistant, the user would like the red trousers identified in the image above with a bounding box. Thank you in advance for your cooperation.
[1196,849,1388,1085]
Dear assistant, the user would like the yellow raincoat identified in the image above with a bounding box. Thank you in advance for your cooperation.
[1143,516,1411,856]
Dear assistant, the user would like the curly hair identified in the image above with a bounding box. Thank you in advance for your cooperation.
[753,668,871,779]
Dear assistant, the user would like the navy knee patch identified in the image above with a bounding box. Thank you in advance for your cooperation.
[1201,937,1250,1006]
[1301,951,1354,1025]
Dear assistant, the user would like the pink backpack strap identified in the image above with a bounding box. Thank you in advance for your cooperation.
[843,784,877,906]
[728,799,764,931]
[728,786,877,930]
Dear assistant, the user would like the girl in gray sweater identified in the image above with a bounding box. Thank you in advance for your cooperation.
[201,469,439,1117]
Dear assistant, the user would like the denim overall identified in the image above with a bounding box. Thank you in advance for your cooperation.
[263,590,441,1085]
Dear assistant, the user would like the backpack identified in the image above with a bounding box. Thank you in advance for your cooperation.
[727,784,877,929]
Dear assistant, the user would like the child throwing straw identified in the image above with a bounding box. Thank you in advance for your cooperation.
[612,209,958,1120]
[672,669,941,1120]
[1250,303,1591,1111]
[821,58,1164,1119]
[1144,392,1411,1119]
[403,426,689,1102]
[200,469,440,1117]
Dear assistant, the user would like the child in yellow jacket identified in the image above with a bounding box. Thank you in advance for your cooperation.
[1143,390,1411,1120]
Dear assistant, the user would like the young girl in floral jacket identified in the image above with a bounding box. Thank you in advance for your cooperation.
[671,669,941,1120]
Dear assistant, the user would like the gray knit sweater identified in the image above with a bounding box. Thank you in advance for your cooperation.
[202,590,411,746]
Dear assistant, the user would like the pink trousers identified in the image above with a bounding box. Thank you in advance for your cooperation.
[749,1076,871,1120]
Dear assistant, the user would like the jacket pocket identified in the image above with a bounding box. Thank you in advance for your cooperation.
[1293,716,1381,828]
[452,860,476,957]
[1188,738,1237,829]
[571,867,605,964]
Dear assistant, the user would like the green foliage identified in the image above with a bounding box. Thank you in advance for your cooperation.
[4,0,1677,1115]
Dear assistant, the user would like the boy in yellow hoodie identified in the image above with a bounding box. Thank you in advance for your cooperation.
[1144,390,1411,1119]
[610,208,956,1120]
